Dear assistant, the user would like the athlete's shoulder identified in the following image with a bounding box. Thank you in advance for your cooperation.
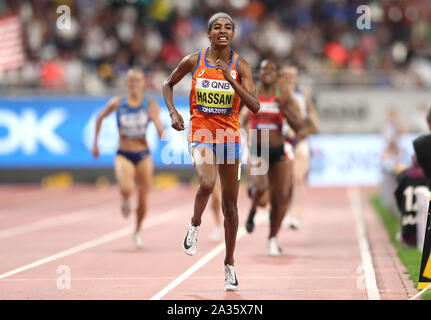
[146,95,156,103]
[147,95,159,108]
[236,56,250,68]
[236,56,252,75]
[108,95,123,109]
[299,85,311,97]
[179,51,201,71]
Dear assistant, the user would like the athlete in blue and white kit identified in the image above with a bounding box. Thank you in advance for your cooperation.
[91,68,164,248]
[280,65,319,230]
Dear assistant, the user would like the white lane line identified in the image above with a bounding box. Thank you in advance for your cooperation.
[0,202,193,280]
[409,283,431,300]
[348,187,381,300]
[0,212,89,240]
[150,213,267,300]
[0,201,122,240]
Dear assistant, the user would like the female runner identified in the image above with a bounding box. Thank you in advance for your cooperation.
[91,68,164,248]
[162,12,259,291]
[280,65,319,230]
[243,60,303,255]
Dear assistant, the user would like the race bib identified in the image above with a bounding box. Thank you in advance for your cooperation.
[195,78,235,114]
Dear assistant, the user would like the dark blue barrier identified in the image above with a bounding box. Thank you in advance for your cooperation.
[0,95,193,168]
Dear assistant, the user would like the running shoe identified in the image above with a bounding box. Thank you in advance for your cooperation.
[183,222,200,256]
[289,217,301,230]
[121,199,131,219]
[245,209,256,233]
[133,231,143,249]
[268,237,282,256]
[224,264,239,291]
[283,215,301,230]
[282,213,290,227]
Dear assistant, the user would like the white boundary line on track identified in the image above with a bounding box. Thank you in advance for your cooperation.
[0,200,125,239]
[150,214,267,300]
[348,187,381,300]
[410,283,431,300]
[0,202,193,280]
[0,211,91,240]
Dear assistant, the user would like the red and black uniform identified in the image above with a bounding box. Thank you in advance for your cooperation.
[248,92,286,164]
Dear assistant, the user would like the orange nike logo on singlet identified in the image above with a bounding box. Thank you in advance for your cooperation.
[188,48,242,143]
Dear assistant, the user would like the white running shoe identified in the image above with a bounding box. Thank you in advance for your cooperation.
[282,214,290,227]
[289,217,301,230]
[183,222,200,256]
[121,199,131,219]
[268,237,282,256]
[224,264,239,291]
[133,231,143,249]
[283,215,301,230]
[210,225,223,242]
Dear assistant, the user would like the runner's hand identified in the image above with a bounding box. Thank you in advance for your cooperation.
[216,59,230,80]
[170,111,185,131]
[91,144,99,159]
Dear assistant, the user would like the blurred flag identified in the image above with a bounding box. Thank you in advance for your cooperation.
[0,15,25,72]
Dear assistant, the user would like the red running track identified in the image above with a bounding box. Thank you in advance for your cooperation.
[0,184,417,300]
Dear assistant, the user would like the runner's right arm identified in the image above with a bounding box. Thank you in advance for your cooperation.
[91,96,121,159]
[162,53,199,131]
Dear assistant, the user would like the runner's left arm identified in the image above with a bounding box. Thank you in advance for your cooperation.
[148,97,165,139]
[216,57,260,114]
[277,85,304,134]
[301,86,320,134]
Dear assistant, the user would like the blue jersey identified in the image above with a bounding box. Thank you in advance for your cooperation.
[116,96,150,139]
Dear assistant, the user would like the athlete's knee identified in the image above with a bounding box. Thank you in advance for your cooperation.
[252,180,268,197]
[198,176,216,195]
[221,200,238,218]
[255,184,267,196]
[120,185,134,198]
[258,195,269,207]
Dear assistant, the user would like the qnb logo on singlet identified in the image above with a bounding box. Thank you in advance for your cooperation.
[119,110,148,138]
[195,78,235,115]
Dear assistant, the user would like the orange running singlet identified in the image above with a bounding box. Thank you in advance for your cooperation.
[188,48,242,143]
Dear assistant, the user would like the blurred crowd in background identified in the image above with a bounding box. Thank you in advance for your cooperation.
[0,0,430,94]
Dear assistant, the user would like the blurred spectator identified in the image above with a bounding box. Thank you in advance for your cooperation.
[394,154,429,248]
[380,140,402,214]
[0,0,430,94]
[382,108,405,146]
[380,108,406,213]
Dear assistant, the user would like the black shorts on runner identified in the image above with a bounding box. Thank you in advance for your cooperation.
[250,144,285,164]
